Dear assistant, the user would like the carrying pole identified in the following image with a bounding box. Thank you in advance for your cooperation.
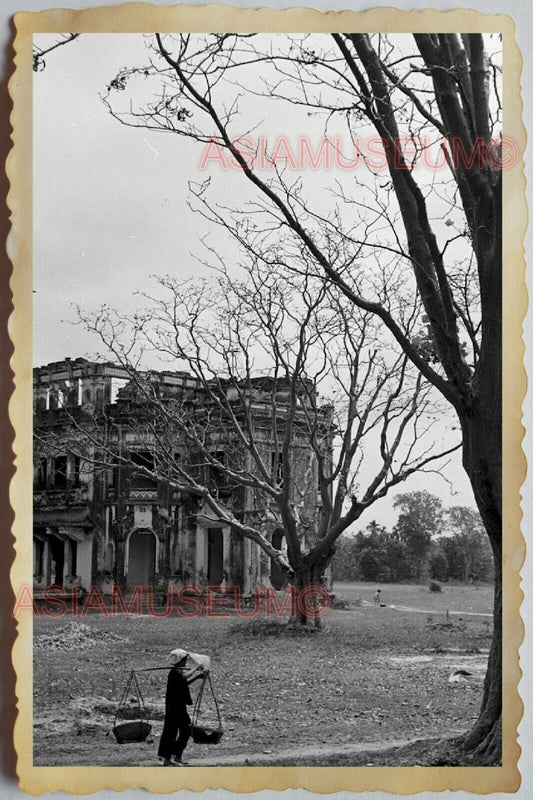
[135,666,169,672]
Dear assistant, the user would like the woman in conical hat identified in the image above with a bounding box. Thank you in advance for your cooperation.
[158,651,204,766]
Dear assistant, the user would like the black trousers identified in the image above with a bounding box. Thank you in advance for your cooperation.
[158,711,191,760]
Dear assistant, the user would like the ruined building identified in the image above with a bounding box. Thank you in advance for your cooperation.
[33,358,331,597]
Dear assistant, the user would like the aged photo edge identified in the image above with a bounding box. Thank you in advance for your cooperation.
[6,3,526,794]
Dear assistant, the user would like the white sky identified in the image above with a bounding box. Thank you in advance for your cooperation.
[33,33,477,528]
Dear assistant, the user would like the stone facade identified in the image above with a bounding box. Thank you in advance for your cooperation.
[33,358,329,596]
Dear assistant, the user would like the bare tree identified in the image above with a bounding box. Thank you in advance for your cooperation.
[100,31,503,758]
[37,265,457,625]
[33,34,80,72]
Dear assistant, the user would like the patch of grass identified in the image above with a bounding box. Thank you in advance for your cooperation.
[231,619,319,637]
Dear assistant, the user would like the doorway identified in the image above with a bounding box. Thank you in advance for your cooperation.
[127,529,156,590]
[49,535,65,587]
[207,528,224,584]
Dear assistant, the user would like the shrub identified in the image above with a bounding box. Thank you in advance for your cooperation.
[331,596,350,609]
[230,619,319,637]
[429,580,442,592]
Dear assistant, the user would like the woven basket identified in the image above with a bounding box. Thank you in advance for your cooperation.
[191,725,223,745]
[113,720,152,744]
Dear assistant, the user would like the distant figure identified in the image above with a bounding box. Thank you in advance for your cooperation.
[373,589,381,606]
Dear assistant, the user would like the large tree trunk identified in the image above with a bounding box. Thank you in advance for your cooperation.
[290,562,329,628]
[292,567,313,627]
[460,404,502,764]
[462,565,502,764]
[285,540,336,627]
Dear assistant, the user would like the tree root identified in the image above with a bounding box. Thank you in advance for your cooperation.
[469,717,502,766]
[459,714,502,766]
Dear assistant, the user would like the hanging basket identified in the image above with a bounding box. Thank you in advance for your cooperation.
[191,725,223,745]
[191,673,223,746]
[112,671,151,745]
[113,720,152,744]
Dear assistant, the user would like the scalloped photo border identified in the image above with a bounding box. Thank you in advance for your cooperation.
[7,4,527,794]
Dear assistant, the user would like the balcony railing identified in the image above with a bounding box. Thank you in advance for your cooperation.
[128,488,158,501]
[33,486,89,508]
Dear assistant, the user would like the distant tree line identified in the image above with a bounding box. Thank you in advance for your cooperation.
[332,490,494,585]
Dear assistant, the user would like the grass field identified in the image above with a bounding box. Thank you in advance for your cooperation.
[334,581,494,614]
[33,581,494,767]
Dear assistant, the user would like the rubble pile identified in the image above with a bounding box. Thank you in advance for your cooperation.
[34,622,130,651]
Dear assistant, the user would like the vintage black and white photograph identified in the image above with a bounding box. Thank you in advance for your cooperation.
[25,23,514,779]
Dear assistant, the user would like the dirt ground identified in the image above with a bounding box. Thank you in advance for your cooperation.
[33,581,494,767]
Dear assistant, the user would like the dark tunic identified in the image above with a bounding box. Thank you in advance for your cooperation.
[158,667,193,760]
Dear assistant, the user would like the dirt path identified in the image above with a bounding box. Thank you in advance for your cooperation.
[187,736,427,766]
[137,730,467,767]
[360,600,492,617]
